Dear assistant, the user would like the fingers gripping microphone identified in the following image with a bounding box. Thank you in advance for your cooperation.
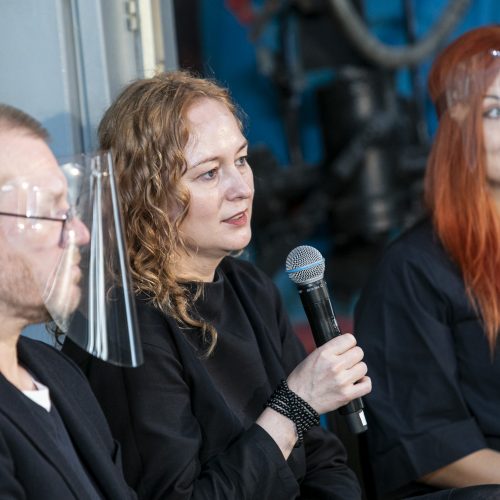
[286,245,368,434]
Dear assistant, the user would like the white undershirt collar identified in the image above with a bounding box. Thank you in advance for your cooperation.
[22,379,51,412]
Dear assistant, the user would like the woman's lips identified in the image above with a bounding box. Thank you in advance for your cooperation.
[223,211,248,226]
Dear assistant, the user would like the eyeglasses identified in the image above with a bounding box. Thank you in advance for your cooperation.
[0,209,73,247]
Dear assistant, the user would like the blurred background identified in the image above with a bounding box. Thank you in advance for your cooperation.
[1,0,498,345]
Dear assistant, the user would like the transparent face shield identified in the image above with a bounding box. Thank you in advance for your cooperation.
[61,152,143,367]
[0,171,85,327]
[435,50,500,171]
[0,152,142,367]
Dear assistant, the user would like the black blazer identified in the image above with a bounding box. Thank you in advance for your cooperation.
[0,336,135,499]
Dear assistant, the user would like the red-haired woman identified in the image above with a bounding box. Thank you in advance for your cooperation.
[355,26,500,499]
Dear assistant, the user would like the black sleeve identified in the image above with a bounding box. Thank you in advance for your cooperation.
[272,281,362,499]
[354,246,487,494]
[128,341,298,500]
[65,328,299,500]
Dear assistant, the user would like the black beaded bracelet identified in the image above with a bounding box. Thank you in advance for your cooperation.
[265,379,320,447]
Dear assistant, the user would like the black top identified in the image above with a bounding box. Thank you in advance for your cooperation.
[354,218,500,498]
[0,336,135,499]
[27,401,101,499]
[64,256,361,500]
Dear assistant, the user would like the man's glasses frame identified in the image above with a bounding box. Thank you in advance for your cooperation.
[0,209,73,246]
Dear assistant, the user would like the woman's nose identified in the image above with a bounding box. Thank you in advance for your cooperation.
[226,167,253,199]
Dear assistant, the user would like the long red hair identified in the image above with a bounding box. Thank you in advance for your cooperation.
[425,26,500,352]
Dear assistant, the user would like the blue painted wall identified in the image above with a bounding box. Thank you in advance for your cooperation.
[199,0,500,166]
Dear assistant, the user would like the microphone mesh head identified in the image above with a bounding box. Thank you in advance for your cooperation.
[285,245,325,284]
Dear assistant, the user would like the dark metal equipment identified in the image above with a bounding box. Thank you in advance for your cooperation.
[249,0,468,297]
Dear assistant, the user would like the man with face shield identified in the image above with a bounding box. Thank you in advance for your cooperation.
[355,26,500,499]
[0,103,137,499]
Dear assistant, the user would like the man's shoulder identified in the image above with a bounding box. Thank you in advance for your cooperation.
[19,335,86,381]
[19,335,60,361]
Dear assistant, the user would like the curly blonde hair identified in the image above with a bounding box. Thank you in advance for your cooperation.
[98,70,242,355]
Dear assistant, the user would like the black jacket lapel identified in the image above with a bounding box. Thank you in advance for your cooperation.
[0,371,92,499]
[17,337,130,499]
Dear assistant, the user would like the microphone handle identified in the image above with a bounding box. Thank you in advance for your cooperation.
[298,280,368,434]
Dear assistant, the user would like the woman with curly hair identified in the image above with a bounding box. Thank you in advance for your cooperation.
[355,26,500,499]
[63,70,371,499]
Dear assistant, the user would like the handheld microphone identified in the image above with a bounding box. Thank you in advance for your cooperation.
[286,245,368,434]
